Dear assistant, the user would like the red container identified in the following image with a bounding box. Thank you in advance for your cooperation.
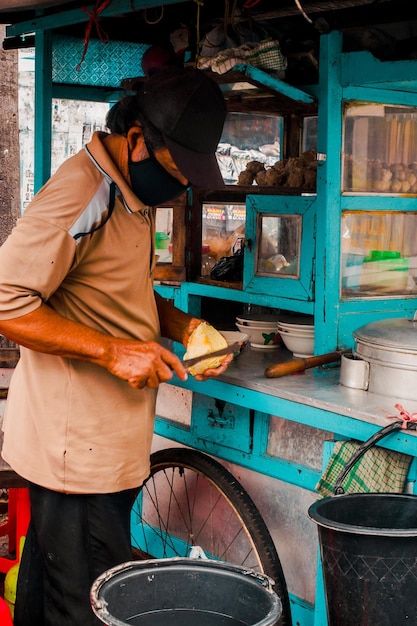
[0,597,13,626]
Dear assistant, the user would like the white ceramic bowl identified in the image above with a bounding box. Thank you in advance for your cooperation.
[221,331,250,354]
[236,314,279,327]
[279,331,314,357]
[278,315,314,328]
[277,325,314,337]
[236,322,281,349]
[278,321,314,331]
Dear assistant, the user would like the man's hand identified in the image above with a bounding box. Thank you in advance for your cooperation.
[191,352,234,381]
[106,339,188,388]
[181,318,234,381]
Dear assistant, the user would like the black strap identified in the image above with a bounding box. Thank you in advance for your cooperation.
[74,182,116,241]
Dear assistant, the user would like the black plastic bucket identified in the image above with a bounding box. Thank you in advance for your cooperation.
[90,558,282,626]
[308,493,417,625]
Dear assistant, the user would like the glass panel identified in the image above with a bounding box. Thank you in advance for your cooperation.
[256,214,301,277]
[18,47,110,211]
[19,50,35,213]
[155,207,173,264]
[216,112,283,184]
[302,116,318,153]
[51,99,110,175]
[341,210,417,297]
[268,415,333,471]
[342,102,417,194]
[201,203,246,276]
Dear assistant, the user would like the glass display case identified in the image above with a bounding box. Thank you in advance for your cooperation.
[341,210,417,297]
[201,201,246,276]
[243,195,316,302]
[256,214,301,277]
[342,103,417,194]
[216,112,283,184]
[154,199,187,283]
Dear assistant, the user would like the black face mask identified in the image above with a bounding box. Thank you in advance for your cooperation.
[128,153,189,206]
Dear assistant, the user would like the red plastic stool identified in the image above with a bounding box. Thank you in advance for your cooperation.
[0,597,13,626]
[0,487,30,574]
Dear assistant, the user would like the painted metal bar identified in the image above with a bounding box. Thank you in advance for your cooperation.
[34,29,52,192]
[341,195,417,211]
[339,299,417,315]
[343,85,417,107]
[178,281,315,315]
[314,31,343,354]
[292,596,315,626]
[312,440,335,626]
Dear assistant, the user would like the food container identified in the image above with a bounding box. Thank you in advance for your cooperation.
[155,232,170,249]
[346,316,417,400]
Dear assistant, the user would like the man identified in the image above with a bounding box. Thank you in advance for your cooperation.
[0,67,230,625]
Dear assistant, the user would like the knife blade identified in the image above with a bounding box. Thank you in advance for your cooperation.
[182,342,240,369]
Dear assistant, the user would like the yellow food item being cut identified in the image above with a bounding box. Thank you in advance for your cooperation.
[183,322,228,376]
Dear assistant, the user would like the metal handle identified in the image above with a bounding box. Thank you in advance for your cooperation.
[333,420,409,495]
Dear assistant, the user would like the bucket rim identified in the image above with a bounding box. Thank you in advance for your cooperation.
[308,493,417,537]
[90,557,281,626]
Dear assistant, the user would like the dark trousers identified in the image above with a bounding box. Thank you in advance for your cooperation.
[14,482,134,626]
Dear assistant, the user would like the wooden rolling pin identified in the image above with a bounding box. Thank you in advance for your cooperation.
[264,349,351,378]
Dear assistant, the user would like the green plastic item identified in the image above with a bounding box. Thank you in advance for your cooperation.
[4,536,25,619]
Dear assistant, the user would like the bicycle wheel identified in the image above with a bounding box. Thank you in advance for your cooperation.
[131,447,292,626]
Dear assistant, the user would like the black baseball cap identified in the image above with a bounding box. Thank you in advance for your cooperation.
[139,67,227,189]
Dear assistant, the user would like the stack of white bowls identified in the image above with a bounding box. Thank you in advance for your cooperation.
[235,314,281,349]
[277,316,315,357]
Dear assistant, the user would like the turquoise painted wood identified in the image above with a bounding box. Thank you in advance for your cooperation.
[233,64,316,104]
[314,30,344,355]
[243,195,316,302]
[12,13,417,624]
[156,378,417,474]
[341,51,417,91]
[34,30,53,192]
[190,392,253,454]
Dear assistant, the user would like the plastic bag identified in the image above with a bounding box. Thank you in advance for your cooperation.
[210,250,243,282]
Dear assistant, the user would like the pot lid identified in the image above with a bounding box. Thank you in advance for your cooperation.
[353,317,417,350]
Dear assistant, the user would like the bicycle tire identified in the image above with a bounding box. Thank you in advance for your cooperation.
[131,447,292,626]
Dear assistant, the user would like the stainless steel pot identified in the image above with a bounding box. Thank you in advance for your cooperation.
[340,316,417,400]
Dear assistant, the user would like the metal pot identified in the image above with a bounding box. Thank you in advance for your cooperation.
[340,316,417,401]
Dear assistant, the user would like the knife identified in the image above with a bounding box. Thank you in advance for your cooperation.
[182,342,240,369]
